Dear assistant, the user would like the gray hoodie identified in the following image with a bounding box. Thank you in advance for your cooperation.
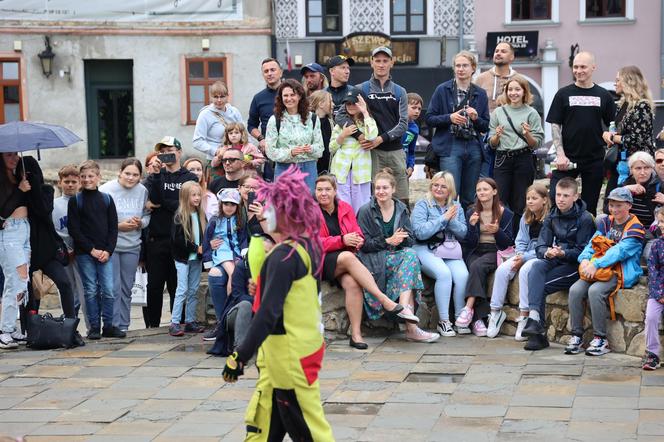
[192,103,243,159]
[99,180,150,253]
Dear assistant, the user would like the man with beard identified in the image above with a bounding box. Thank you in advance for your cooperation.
[300,62,328,96]
[325,54,355,116]
[476,42,519,113]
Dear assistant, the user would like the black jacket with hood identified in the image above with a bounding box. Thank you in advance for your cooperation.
[535,199,595,264]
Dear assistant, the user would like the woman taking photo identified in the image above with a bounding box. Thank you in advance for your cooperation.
[315,174,416,349]
[237,173,268,236]
[265,79,323,193]
[0,153,31,348]
[489,75,544,219]
[457,178,514,336]
[100,159,150,333]
[603,66,655,199]
[411,171,468,337]
[356,169,440,343]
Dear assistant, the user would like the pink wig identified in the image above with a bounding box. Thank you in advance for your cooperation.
[257,165,323,273]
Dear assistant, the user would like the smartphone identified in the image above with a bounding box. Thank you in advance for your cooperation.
[157,153,176,164]
[247,191,256,207]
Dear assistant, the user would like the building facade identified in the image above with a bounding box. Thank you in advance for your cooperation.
[0,0,271,167]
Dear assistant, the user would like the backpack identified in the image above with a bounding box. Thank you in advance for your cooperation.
[275,112,318,134]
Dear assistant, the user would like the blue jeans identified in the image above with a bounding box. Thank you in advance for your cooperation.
[414,244,468,322]
[208,266,229,321]
[438,139,482,209]
[76,254,114,330]
[274,160,317,194]
[0,218,30,333]
[172,259,202,324]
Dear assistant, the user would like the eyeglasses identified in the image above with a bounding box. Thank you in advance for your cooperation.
[241,184,258,191]
[222,158,241,164]
[431,184,448,190]
[656,158,664,164]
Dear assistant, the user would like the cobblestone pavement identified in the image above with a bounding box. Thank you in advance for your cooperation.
[1,327,663,442]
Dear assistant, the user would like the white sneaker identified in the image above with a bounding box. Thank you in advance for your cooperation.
[10,330,27,344]
[514,317,528,342]
[585,336,611,356]
[406,327,440,343]
[0,333,18,349]
[487,310,506,338]
[437,320,456,337]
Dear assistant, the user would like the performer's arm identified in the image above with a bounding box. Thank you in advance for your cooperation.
[235,245,307,363]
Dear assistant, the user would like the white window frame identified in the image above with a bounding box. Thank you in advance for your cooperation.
[578,0,634,22]
[504,0,560,26]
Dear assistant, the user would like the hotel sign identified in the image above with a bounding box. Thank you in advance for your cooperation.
[317,32,418,66]
[486,31,539,58]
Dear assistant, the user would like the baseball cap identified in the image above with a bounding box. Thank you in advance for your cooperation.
[327,54,355,69]
[300,62,325,75]
[154,136,182,151]
[341,88,361,104]
[607,187,633,204]
[218,188,241,205]
[371,46,393,58]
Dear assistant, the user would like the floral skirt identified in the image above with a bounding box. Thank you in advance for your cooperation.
[363,248,423,320]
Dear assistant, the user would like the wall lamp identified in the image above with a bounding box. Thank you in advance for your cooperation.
[38,36,55,78]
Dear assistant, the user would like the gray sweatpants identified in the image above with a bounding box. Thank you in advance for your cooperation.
[226,300,252,349]
[568,276,618,338]
[111,250,140,331]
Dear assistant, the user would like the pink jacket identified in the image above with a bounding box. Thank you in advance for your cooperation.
[319,199,364,253]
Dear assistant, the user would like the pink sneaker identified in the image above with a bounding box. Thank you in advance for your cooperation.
[472,319,487,337]
[406,327,440,343]
[455,307,474,328]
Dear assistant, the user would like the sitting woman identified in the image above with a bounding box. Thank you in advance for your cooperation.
[621,151,660,260]
[315,175,414,349]
[487,183,549,340]
[411,171,468,338]
[356,168,440,343]
[457,178,514,337]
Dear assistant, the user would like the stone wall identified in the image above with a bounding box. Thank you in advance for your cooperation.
[320,274,663,356]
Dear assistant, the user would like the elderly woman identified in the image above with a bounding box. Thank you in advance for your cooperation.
[357,168,440,343]
[603,66,656,199]
[315,175,413,349]
[411,171,469,337]
[266,79,323,193]
[193,80,243,161]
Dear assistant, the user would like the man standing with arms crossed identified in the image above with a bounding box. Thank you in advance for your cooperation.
[546,51,616,215]
[248,58,283,181]
[354,47,409,204]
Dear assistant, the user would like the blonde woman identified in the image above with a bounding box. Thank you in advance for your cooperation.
[309,89,334,174]
[603,66,656,199]
[411,171,468,337]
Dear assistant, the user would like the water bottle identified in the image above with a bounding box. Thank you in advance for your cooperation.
[609,121,617,136]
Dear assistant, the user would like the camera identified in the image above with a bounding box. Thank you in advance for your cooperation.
[450,108,476,140]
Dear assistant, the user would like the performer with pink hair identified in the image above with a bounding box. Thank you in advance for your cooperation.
[222,165,334,441]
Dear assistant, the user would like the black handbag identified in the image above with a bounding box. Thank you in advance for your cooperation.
[604,144,620,170]
[27,312,79,349]
[424,145,439,171]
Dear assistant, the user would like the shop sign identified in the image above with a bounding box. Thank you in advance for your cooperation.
[316,32,418,65]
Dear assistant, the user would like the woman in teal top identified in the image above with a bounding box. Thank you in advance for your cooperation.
[265,79,323,193]
[489,75,544,220]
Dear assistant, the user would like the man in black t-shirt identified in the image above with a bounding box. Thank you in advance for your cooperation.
[546,51,616,215]
[208,148,246,195]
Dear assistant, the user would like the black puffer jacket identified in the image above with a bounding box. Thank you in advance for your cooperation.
[535,199,595,264]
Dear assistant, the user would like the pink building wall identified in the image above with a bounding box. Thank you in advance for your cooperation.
[474,1,661,98]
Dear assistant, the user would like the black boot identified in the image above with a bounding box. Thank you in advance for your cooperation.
[524,334,550,351]
[521,318,545,337]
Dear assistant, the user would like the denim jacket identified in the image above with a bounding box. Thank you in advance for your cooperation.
[411,198,467,244]
[514,214,540,262]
